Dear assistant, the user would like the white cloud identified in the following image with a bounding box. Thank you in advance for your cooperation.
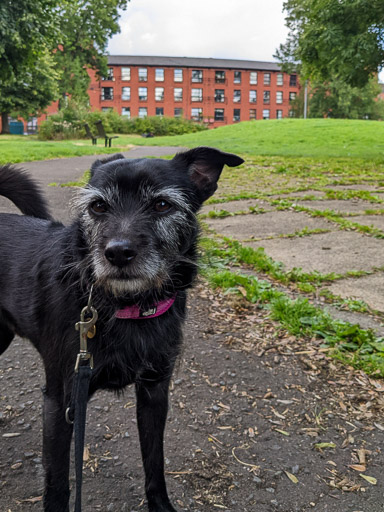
[108,0,289,62]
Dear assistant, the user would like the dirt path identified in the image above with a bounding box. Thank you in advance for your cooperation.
[1,150,384,511]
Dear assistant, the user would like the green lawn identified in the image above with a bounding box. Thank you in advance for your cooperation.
[1,118,384,164]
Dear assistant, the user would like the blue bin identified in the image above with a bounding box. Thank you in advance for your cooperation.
[9,121,24,135]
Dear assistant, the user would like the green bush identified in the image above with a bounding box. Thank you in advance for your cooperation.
[38,102,207,140]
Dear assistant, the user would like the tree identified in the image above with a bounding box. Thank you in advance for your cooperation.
[275,0,384,87]
[309,77,384,119]
[0,0,61,133]
[0,0,130,133]
[289,76,384,119]
[54,0,130,106]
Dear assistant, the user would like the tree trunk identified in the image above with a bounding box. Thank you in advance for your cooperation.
[1,112,10,134]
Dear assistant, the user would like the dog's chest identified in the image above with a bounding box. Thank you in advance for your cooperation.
[90,318,181,391]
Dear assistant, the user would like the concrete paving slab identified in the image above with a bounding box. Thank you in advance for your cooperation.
[246,231,384,274]
[328,272,384,313]
[200,199,275,215]
[296,199,384,214]
[350,215,384,231]
[205,210,335,240]
[324,184,383,192]
[268,190,325,199]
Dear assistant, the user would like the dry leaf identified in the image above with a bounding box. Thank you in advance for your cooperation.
[284,471,299,484]
[360,474,377,485]
[275,429,290,436]
[349,464,366,472]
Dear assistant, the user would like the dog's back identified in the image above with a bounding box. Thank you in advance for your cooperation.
[0,164,51,220]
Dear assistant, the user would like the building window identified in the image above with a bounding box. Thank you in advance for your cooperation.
[101,107,112,112]
[191,88,203,102]
[122,107,131,118]
[102,68,114,81]
[101,87,113,100]
[215,70,226,83]
[289,74,297,87]
[249,90,257,103]
[214,108,225,121]
[215,89,225,102]
[121,67,131,81]
[250,71,257,84]
[276,91,283,104]
[174,108,183,118]
[191,108,203,121]
[174,88,183,102]
[156,107,164,116]
[262,109,270,119]
[250,109,256,120]
[233,90,241,103]
[174,69,183,82]
[122,87,130,101]
[289,109,296,118]
[138,68,147,81]
[276,109,283,119]
[234,71,241,83]
[138,87,148,101]
[277,73,284,86]
[155,87,164,101]
[155,68,164,81]
[289,92,297,102]
[138,107,147,118]
[191,70,203,83]
[263,91,270,104]
[233,109,241,122]
[264,73,271,85]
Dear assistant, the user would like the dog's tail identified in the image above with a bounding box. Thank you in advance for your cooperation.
[0,164,52,220]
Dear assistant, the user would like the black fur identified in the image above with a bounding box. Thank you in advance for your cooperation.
[0,147,243,511]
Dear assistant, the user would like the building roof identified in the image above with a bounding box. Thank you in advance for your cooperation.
[107,55,282,72]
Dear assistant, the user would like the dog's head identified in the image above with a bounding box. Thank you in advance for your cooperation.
[73,147,243,297]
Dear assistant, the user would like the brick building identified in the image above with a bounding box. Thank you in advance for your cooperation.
[90,55,300,128]
[2,55,300,133]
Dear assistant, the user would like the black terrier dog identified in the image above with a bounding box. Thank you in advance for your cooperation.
[0,147,243,511]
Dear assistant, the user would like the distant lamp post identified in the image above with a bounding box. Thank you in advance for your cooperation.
[304,80,308,119]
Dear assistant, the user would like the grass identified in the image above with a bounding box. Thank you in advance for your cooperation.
[2,118,384,164]
[201,237,384,377]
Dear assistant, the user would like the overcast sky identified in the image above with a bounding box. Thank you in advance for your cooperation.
[107,0,289,63]
[108,0,384,81]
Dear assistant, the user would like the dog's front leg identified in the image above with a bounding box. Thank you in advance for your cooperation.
[42,386,73,512]
[136,378,178,512]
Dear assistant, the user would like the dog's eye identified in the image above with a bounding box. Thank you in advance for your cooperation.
[154,200,172,213]
[90,200,108,215]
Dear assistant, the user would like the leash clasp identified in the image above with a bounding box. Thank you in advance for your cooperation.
[74,305,98,372]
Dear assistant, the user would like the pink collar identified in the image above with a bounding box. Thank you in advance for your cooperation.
[115,294,177,320]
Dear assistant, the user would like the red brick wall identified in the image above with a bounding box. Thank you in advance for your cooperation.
[92,65,301,128]
[1,62,301,132]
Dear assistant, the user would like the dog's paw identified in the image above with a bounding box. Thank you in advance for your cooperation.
[148,501,178,512]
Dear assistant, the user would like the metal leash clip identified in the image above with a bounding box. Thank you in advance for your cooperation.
[74,287,98,372]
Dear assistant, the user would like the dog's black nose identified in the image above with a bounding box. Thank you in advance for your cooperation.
[105,240,137,267]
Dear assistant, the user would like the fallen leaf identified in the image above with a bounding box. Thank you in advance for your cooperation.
[315,442,336,450]
[275,429,290,436]
[349,464,366,472]
[360,474,377,485]
[284,471,299,484]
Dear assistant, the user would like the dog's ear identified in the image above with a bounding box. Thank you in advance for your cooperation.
[173,146,244,202]
[90,153,125,177]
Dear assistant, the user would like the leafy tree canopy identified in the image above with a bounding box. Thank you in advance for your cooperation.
[0,0,61,82]
[55,0,130,103]
[275,0,384,87]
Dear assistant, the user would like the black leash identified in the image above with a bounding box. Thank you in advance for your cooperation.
[66,289,98,512]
